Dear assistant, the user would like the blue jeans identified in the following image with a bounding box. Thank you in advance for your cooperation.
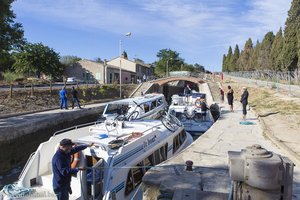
[60,97,67,109]
[54,186,69,200]
[72,97,81,109]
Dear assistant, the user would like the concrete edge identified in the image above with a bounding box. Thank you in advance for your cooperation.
[0,98,120,120]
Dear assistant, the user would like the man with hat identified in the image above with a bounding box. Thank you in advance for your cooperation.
[52,138,94,200]
[240,87,249,120]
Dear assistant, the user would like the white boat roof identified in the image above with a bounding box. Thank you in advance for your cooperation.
[107,93,165,105]
[75,119,166,151]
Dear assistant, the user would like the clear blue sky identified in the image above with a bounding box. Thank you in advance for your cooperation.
[12,0,291,72]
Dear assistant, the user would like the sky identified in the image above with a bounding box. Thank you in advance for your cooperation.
[12,0,292,72]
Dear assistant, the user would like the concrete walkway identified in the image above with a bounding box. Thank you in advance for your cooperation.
[0,102,107,141]
[142,101,300,199]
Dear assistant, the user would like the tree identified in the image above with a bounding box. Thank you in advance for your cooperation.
[232,45,240,71]
[257,32,275,70]
[271,28,284,71]
[238,38,253,71]
[13,43,63,78]
[154,49,184,76]
[222,54,227,72]
[60,55,81,66]
[94,57,102,63]
[122,51,128,59]
[249,40,261,70]
[226,46,233,71]
[282,0,300,71]
[194,63,205,72]
[0,0,25,72]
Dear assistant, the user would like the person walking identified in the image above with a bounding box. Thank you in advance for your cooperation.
[71,86,82,109]
[226,85,234,112]
[143,74,147,82]
[219,88,224,103]
[183,84,192,104]
[200,98,209,121]
[59,87,68,110]
[52,139,94,200]
[240,87,249,120]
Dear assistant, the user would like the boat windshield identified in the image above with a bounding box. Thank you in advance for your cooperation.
[105,103,134,115]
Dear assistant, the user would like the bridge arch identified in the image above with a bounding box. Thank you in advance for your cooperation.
[151,76,205,85]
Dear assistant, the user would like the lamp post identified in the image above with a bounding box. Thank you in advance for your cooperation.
[119,32,132,98]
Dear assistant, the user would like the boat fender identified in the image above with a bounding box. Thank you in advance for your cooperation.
[71,152,80,169]
[194,99,201,108]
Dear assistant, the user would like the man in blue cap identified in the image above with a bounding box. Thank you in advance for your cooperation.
[52,138,94,200]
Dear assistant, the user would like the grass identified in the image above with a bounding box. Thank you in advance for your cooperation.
[2,71,24,83]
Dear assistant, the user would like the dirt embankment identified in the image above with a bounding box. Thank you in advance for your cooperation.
[220,79,300,160]
[0,84,137,116]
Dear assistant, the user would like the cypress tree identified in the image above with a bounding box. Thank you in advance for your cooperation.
[271,28,284,71]
[227,46,233,71]
[282,0,300,71]
[232,44,240,71]
[222,54,227,72]
[250,40,261,71]
[239,38,253,71]
[258,32,275,70]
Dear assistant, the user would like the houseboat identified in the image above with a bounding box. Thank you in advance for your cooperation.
[0,113,192,200]
[168,93,214,136]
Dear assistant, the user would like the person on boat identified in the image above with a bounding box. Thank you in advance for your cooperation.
[52,139,94,200]
[59,87,68,110]
[226,85,234,112]
[71,86,82,109]
[200,98,209,121]
[240,87,249,120]
[183,84,192,103]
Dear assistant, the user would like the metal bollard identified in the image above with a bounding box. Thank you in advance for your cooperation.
[185,160,193,171]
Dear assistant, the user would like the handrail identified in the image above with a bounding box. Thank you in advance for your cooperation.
[18,152,36,180]
[53,121,98,136]
[129,83,143,97]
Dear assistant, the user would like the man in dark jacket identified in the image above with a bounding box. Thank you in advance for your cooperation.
[240,87,249,120]
[71,86,82,109]
[52,139,93,200]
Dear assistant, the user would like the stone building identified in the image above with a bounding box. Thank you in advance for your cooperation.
[64,59,135,84]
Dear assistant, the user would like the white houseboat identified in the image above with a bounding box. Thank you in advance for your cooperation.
[100,93,167,121]
[0,113,192,200]
[168,93,214,136]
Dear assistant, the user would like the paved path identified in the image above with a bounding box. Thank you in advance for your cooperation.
[143,101,300,199]
[0,102,107,141]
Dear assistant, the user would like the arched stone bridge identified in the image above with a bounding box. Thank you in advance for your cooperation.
[150,76,206,85]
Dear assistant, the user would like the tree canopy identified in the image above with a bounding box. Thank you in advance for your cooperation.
[222,0,300,72]
[60,55,81,66]
[0,0,25,72]
[13,43,63,78]
[154,48,206,76]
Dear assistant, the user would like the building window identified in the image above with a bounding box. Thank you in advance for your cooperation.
[96,73,101,80]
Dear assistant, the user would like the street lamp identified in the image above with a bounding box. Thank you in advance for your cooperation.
[119,32,132,98]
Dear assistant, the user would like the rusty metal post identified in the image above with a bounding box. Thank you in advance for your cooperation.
[185,160,193,171]
[10,84,13,98]
[31,82,34,96]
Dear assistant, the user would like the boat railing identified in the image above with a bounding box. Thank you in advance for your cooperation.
[18,151,36,180]
[53,121,99,136]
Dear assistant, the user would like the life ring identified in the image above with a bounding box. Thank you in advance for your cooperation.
[194,99,201,108]
[71,152,80,169]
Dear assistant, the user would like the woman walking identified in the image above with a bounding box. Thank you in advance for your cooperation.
[227,85,234,112]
